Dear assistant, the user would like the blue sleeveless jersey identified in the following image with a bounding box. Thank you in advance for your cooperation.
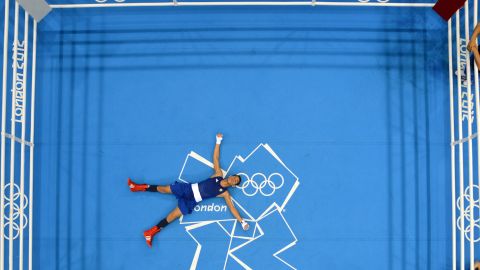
[198,176,227,199]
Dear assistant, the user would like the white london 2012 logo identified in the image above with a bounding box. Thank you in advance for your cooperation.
[178,144,299,270]
[235,172,284,197]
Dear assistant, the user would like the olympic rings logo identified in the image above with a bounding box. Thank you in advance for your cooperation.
[456,184,480,242]
[3,183,28,240]
[235,172,284,197]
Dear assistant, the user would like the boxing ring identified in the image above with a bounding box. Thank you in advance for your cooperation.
[0,0,465,269]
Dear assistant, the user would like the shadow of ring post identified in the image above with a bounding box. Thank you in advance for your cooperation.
[27,20,36,270]
[455,11,466,270]
[0,0,10,267]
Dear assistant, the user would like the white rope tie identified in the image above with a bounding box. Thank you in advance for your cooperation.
[1,132,33,147]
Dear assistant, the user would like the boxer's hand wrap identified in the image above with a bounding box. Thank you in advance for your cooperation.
[241,220,249,231]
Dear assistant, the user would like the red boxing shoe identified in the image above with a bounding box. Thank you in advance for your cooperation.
[128,178,149,192]
[144,226,161,248]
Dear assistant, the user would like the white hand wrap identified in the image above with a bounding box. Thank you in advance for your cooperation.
[216,136,223,145]
[240,220,249,230]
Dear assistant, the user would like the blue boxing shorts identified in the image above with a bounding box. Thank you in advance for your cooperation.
[170,181,198,215]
